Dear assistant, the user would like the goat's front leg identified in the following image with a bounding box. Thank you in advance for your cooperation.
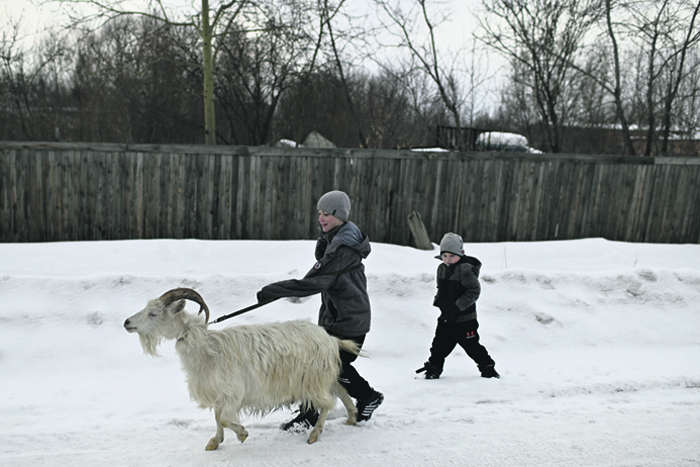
[222,406,249,443]
[206,407,225,451]
[226,418,248,443]
[206,406,249,450]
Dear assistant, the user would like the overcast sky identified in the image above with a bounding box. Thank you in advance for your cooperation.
[2,0,485,57]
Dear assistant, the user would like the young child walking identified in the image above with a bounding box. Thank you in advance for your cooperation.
[417,232,499,379]
[257,190,383,430]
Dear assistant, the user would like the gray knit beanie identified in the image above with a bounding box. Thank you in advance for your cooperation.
[439,232,464,256]
[317,190,351,222]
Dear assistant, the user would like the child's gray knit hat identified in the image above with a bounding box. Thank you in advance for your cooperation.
[438,232,464,256]
[317,190,351,221]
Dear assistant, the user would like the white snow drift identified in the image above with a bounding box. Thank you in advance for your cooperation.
[1,237,699,467]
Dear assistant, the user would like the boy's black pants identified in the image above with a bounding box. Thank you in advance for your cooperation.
[329,332,374,400]
[429,319,495,371]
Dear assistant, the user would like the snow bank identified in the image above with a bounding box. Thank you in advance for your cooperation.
[1,238,699,466]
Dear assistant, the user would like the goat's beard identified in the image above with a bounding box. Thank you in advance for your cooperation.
[138,332,163,357]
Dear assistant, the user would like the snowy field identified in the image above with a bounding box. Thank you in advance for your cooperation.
[1,237,699,467]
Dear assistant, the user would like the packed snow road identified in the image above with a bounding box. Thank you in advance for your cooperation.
[1,238,699,466]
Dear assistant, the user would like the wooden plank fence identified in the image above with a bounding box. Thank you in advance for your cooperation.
[1,142,699,245]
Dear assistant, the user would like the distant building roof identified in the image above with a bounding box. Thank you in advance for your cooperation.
[302,131,336,148]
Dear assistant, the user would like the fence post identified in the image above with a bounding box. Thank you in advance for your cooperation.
[407,211,433,250]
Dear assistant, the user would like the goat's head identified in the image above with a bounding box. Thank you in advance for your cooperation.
[124,288,210,356]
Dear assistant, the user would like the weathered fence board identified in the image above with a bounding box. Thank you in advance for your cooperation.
[1,142,699,245]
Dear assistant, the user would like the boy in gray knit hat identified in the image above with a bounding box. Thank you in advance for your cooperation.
[316,190,351,222]
[257,190,383,430]
[417,232,499,379]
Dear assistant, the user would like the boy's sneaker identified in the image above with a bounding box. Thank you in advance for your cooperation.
[356,390,384,422]
[280,407,319,431]
[480,365,500,379]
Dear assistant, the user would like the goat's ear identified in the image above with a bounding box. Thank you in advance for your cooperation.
[172,299,186,314]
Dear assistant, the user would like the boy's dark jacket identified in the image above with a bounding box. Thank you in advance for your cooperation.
[433,255,482,323]
[256,221,371,337]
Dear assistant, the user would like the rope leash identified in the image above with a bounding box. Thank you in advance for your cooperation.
[210,263,363,325]
[210,298,279,324]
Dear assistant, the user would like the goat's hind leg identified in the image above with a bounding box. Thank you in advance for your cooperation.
[307,405,330,445]
[333,382,357,425]
[307,393,337,444]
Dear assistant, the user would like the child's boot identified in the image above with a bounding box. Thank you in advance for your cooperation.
[479,364,500,379]
[417,361,442,379]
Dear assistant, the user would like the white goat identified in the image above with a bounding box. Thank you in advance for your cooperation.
[123,287,358,449]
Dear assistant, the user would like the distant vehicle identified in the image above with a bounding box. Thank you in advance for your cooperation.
[410,147,450,152]
[475,131,543,153]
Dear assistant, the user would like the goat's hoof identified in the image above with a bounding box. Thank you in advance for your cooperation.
[205,439,220,451]
[307,429,321,444]
[345,418,357,426]
[236,432,248,443]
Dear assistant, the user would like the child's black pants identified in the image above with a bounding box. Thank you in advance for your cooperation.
[329,332,374,400]
[429,318,495,371]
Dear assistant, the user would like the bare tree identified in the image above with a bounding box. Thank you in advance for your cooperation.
[47,0,372,145]
[587,0,700,156]
[214,1,327,145]
[495,58,544,148]
[48,0,313,144]
[1,19,34,138]
[321,0,368,147]
[477,0,605,153]
[362,69,432,148]
[65,15,201,143]
[373,0,470,149]
[672,48,700,155]
[1,14,70,141]
[650,0,700,155]
[545,0,700,156]
[599,0,638,155]
[273,69,364,147]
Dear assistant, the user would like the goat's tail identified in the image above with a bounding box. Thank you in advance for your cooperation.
[338,339,362,357]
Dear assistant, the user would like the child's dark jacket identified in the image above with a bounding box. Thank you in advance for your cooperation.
[433,255,482,323]
[256,221,371,337]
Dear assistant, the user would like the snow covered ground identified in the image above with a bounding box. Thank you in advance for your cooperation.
[1,237,699,467]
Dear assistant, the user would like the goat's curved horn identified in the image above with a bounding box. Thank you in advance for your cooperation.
[159,288,210,324]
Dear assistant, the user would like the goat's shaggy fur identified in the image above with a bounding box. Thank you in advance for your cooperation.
[124,291,358,449]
